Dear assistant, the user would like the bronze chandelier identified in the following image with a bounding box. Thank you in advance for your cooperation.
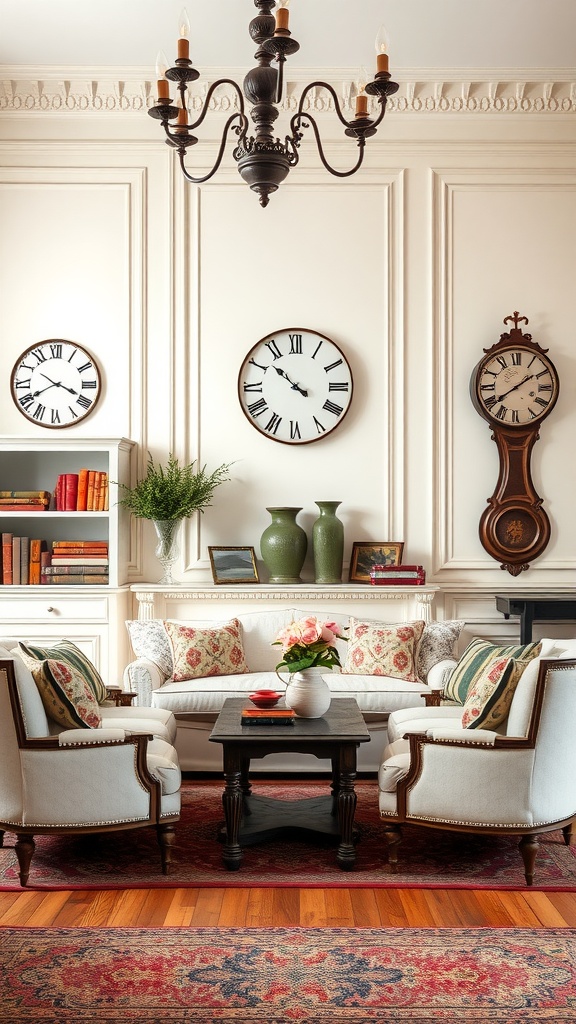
[148,1,399,207]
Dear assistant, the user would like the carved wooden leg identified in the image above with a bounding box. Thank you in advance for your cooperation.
[222,746,244,871]
[335,744,358,870]
[562,823,574,847]
[383,825,402,871]
[519,834,539,886]
[240,756,252,801]
[157,823,176,875]
[15,833,35,887]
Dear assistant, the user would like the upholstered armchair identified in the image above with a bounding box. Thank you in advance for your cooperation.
[378,649,576,885]
[0,652,181,887]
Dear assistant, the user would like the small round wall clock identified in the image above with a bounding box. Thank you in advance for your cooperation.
[238,328,353,445]
[10,340,102,428]
[470,311,560,575]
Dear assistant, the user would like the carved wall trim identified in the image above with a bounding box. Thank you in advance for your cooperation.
[1,74,575,116]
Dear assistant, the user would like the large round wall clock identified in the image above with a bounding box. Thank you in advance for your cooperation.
[470,311,560,576]
[238,328,353,445]
[10,340,102,428]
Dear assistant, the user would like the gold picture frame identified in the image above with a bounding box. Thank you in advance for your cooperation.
[208,546,260,585]
[349,542,404,583]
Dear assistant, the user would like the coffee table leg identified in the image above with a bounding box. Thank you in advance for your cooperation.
[335,743,358,870]
[222,745,244,871]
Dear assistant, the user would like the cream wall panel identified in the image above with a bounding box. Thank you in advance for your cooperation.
[433,168,576,583]
[177,175,405,579]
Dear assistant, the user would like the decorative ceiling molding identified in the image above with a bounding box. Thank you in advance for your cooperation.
[1,74,575,116]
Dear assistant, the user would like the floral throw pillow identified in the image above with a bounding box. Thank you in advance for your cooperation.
[17,639,108,705]
[126,619,173,678]
[343,619,425,681]
[164,619,249,682]
[33,659,102,729]
[461,655,526,730]
[416,620,465,681]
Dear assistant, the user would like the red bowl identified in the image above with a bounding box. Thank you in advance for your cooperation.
[249,690,281,708]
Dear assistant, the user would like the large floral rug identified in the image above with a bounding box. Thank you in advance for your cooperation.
[1,926,575,1022]
[1,781,575,890]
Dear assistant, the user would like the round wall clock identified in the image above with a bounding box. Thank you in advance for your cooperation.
[470,311,560,575]
[10,340,102,428]
[238,328,353,445]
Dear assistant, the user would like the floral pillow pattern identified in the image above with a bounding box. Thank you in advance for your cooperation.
[18,639,108,705]
[461,655,526,730]
[416,619,465,681]
[343,619,425,681]
[33,659,103,729]
[126,619,174,678]
[164,619,249,682]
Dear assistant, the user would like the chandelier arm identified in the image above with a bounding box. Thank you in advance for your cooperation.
[289,111,367,178]
[186,79,246,132]
[175,112,249,185]
[295,81,366,132]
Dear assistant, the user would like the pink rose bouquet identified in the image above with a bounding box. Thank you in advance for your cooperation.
[272,616,347,673]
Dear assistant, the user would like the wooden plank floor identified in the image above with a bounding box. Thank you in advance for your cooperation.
[1,887,576,928]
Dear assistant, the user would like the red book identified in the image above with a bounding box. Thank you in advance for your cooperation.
[2,533,13,584]
[55,475,65,511]
[76,469,89,511]
[64,474,79,512]
[0,504,47,511]
[52,540,108,549]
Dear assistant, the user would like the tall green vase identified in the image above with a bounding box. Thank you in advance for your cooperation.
[312,501,344,584]
[260,507,308,584]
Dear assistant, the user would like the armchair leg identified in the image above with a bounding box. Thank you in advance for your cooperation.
[562,823,574,847]
[519,834,539,886]
[157,823,176,875]
[383,825,402,872]
[15,833,35,887]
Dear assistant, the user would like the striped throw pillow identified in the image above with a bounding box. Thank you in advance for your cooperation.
[17,639,108,704]
[443,638,541,706]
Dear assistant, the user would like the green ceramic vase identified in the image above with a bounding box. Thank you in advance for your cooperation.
[260,507,308,584]
[312,501,344,584]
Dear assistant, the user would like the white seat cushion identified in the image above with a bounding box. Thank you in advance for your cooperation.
[386,705,462,744]
[100,705,177,744]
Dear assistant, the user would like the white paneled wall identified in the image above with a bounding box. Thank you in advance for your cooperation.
[0,70,575,646]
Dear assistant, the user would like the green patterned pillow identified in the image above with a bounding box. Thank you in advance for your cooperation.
[17,639,108,704]
[443,638,541,706]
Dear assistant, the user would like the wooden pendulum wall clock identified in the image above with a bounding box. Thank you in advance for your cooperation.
[470,312,560,576]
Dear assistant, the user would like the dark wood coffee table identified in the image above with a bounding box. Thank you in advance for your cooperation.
[209,697,370,871]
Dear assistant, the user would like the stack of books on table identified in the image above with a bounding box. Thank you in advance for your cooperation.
[53,471,109,511]
[41,541,109,585]
[1,534,47,585]
[241,708,295,727]
[0,490,51,512]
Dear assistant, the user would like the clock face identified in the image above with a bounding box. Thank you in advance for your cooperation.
[473,346,559,426]
[10,340,102,428]
[238,329,353,445]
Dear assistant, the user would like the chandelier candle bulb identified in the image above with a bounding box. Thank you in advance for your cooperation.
[275,0,290,32]
[156,51,169,99]
[375,23,390,74]
[355,94,368,117]
[177,8,190,60]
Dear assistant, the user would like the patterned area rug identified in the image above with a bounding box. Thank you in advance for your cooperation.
[1,781,575,890]
[1,926,575,1022]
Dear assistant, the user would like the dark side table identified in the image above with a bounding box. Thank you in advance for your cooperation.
[495,593,576,644]
[209,697,370,872]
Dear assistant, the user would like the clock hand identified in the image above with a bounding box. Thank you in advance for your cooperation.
[496,374,534,402]
[273,365,308,397]
[40,372,78,396]
[32,382,58,397]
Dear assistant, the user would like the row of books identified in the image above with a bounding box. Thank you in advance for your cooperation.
[0,490,51,512]
[54,471,109,512]
[1,536,109,585]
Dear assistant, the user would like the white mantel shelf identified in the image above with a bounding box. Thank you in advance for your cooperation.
[130,583,439,622]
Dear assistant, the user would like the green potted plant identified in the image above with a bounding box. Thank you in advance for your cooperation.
[117,453,232,583]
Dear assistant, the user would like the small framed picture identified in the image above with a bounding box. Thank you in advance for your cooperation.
[349,541,405,583]
[208,546,260,585]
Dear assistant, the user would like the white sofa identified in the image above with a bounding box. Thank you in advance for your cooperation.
[123,608,460,772]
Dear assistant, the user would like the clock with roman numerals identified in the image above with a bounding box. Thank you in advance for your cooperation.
[470,312,559,575]
[238,328,353,445]
[10,339,102,428]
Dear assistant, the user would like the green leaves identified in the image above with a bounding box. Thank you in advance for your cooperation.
[117,453,232,520]
[275,639,342,675]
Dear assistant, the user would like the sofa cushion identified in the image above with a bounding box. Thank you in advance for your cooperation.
[30,659,103,730]
[378,739,411,793]
[416,620,464,681]
[343,619,425,681]
[146,738,181,795]
[443,638,541,705]
[125,619,173,678]
[461,655,527,730]
[17,639,109,705]
[164,619,249,682]
[387,705,463,745]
